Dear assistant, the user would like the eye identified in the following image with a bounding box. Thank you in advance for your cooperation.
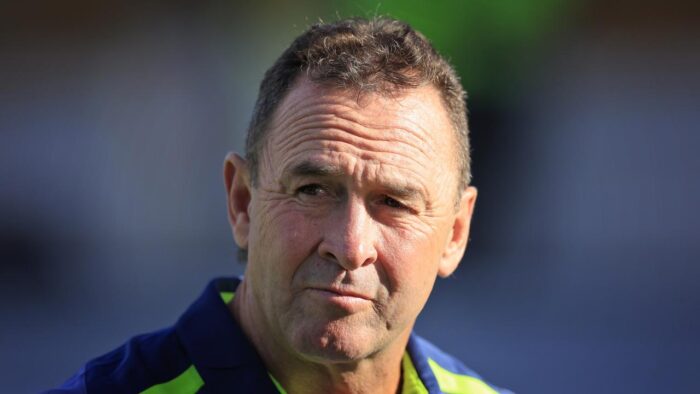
[296,184,327,197]
[382,196,406,210]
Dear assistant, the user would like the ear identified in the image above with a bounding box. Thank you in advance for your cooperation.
[223,152,251,249]
[437,186,478,278]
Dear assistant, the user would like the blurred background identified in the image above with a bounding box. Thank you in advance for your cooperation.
[2,0,699,392]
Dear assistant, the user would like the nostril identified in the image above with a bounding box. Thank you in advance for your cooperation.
[321,249,337,262]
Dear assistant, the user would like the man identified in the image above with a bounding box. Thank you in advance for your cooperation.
[50,18,512,394]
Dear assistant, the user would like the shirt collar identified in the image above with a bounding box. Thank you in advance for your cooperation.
[406,333,442,393]
[175,277,257,368]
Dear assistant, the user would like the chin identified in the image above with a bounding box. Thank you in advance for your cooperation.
[290,320,380,364]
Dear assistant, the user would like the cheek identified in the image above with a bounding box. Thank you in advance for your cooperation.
[249,201,320,269]
[378,227,443,301]
[377,244,439,330]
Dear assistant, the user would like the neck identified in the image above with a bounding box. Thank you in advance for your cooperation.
[230,277,410,394]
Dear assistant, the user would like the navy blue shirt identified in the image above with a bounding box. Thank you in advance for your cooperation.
[47,277,512,394]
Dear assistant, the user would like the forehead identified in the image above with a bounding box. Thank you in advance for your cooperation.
[261,78,457,188]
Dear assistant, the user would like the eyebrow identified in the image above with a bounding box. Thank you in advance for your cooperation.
[287,160,345,179]
[285,160,426,202]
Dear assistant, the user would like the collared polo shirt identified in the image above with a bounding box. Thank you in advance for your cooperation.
[48,277,512,394]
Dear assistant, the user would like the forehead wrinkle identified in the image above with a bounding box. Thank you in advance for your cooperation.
[329,111,439,163]
[266,92,353,138]
[324,102,439,159]
[276,134,438,193]
[268,119,438,181]
[274,126,431,167]
[268,88,440,161]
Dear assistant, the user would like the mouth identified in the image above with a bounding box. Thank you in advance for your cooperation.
[309,286,371,299]
[304,286,373,311]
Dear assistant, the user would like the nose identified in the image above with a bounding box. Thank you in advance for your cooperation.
[318,197,378,270]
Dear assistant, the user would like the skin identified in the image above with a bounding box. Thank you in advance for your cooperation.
[223,77,477,394]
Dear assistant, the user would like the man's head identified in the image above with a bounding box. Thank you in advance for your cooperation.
[245,17,471,193]
[224,17,477,367]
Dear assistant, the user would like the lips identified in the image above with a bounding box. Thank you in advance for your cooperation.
[308,286,372,301]
[318,288,372,301]
[303,287,373,312]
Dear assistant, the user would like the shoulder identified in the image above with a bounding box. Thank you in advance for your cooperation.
[45,277,253,394]
[409,334,515,394]
[46,327,196,394]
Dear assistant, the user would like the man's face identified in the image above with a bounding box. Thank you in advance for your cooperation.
[229,78,476,363]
